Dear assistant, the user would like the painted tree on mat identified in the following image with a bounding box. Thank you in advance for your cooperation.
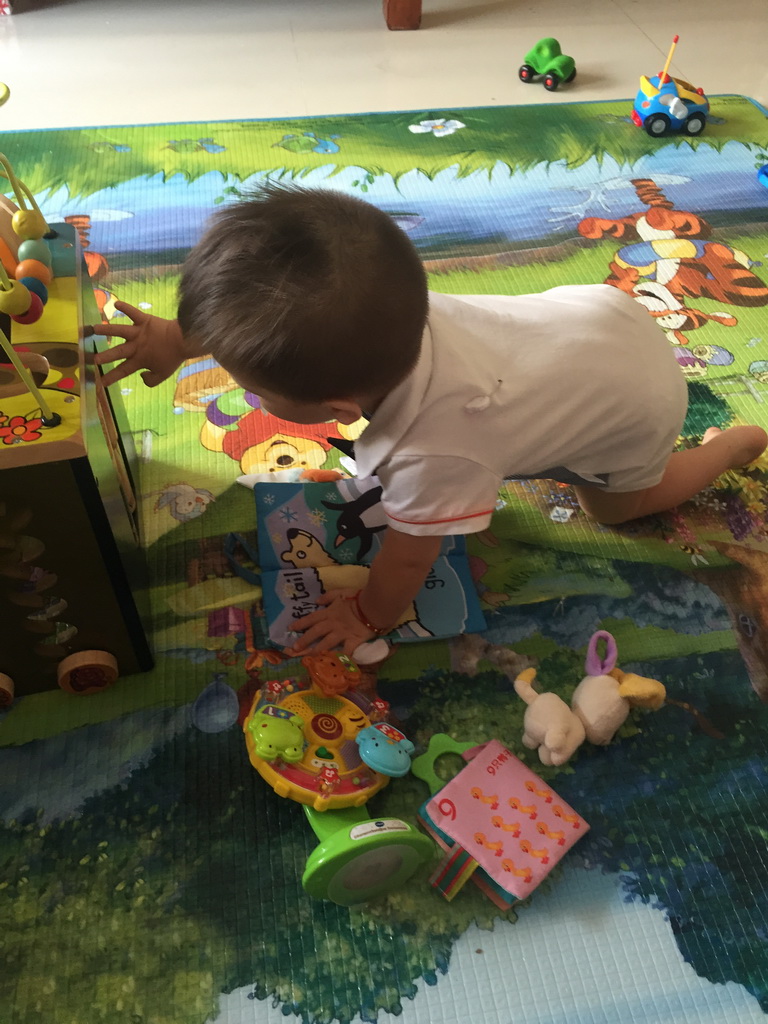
[0,798,220,1023]
[2,98,766,200]
[0,717,518,1024]
[3,645,767,1023]
[552,648,768,1011]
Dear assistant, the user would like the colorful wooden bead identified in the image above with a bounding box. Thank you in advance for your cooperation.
[0,672,14,708]
[0,280,31,316]
[57,650,119,695]
[12,209,47,241]
[17,238,52,268]
[15,259,52,286]
[18,276,48,305]
[11,292,44,324]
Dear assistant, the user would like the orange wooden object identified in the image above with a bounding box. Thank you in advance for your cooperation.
[383,0,422,30]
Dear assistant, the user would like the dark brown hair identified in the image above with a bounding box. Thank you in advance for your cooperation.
[177,182,428,402]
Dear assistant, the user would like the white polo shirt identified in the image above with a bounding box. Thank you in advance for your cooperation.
[354,285,688,536]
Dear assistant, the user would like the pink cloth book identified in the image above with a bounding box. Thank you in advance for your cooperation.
[422,739,589,901]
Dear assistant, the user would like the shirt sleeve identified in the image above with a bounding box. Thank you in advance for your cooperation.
[376,455,501,536]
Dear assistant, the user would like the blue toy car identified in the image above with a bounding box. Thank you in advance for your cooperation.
[632,73,709,137]
[631,37,708,137]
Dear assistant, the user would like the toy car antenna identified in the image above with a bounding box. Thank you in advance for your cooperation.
[659,34,679,85]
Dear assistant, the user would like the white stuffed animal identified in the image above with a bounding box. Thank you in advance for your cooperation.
[570,631,666,745]
[514,667,586,766]
[514,632,668,767]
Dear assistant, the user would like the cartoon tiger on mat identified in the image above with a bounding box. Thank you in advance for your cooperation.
[577,178,768,347]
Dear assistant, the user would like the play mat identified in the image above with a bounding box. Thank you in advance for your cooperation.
[2,95,768,1024]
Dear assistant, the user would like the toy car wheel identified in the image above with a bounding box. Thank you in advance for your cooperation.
[684,112,706,136]
[644,113,670,137]
[565,68,576,83]
[543,72,560,91]
[518,64,535,83]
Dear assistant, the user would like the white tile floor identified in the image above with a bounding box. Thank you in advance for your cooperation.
[0,0,765,131]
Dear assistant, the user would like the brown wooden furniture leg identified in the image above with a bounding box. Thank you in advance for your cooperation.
[383,0,422,30]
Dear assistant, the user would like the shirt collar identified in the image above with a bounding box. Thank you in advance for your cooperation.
[353,321,434,476]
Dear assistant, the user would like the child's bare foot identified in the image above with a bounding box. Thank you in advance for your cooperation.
[702,427,723,444]
[701,425,768,468]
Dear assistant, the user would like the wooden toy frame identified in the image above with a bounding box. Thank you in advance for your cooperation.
[0,221,152,696]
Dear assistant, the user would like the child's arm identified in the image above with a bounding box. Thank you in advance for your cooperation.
[92,302,206,388]
[288,527,443,656]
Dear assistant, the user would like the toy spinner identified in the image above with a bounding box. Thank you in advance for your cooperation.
[244,651,433,906]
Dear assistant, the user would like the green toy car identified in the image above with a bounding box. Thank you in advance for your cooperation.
[519,37,576,92]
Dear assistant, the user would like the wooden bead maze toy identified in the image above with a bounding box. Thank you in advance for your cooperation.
[0,154,152,699]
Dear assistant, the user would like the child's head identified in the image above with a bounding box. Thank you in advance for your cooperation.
[178,182,428,419]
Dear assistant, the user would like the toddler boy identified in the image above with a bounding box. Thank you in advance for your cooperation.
[95,184,767,653]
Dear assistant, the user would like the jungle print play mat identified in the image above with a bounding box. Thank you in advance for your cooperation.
[2,95,768,1024]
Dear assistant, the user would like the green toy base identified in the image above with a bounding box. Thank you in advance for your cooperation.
[302,805,434,906]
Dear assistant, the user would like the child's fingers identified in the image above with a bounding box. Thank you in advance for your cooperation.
[294,592,354,629]
[113,300,148,322]
[293,607,325,631]
[343,637,367,658]
[89,322,137,341]
[141,369,168,387]
[315,588,357,606]
[99,361,138,388]
[93,341,135,365]
[301,632,345,654]
[291,621,333,649]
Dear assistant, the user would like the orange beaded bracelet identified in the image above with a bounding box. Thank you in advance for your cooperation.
[346,590,392,636]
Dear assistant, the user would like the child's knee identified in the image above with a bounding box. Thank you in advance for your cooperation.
[573,486,645,525]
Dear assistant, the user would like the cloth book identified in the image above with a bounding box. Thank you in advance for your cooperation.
[253,476,486,649]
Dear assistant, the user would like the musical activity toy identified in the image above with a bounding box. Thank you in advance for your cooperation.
[243,650,433,906]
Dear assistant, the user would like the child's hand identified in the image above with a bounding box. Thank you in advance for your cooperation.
[91,303,195,388]
[287,530,440,657]
[286,590,375,657]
